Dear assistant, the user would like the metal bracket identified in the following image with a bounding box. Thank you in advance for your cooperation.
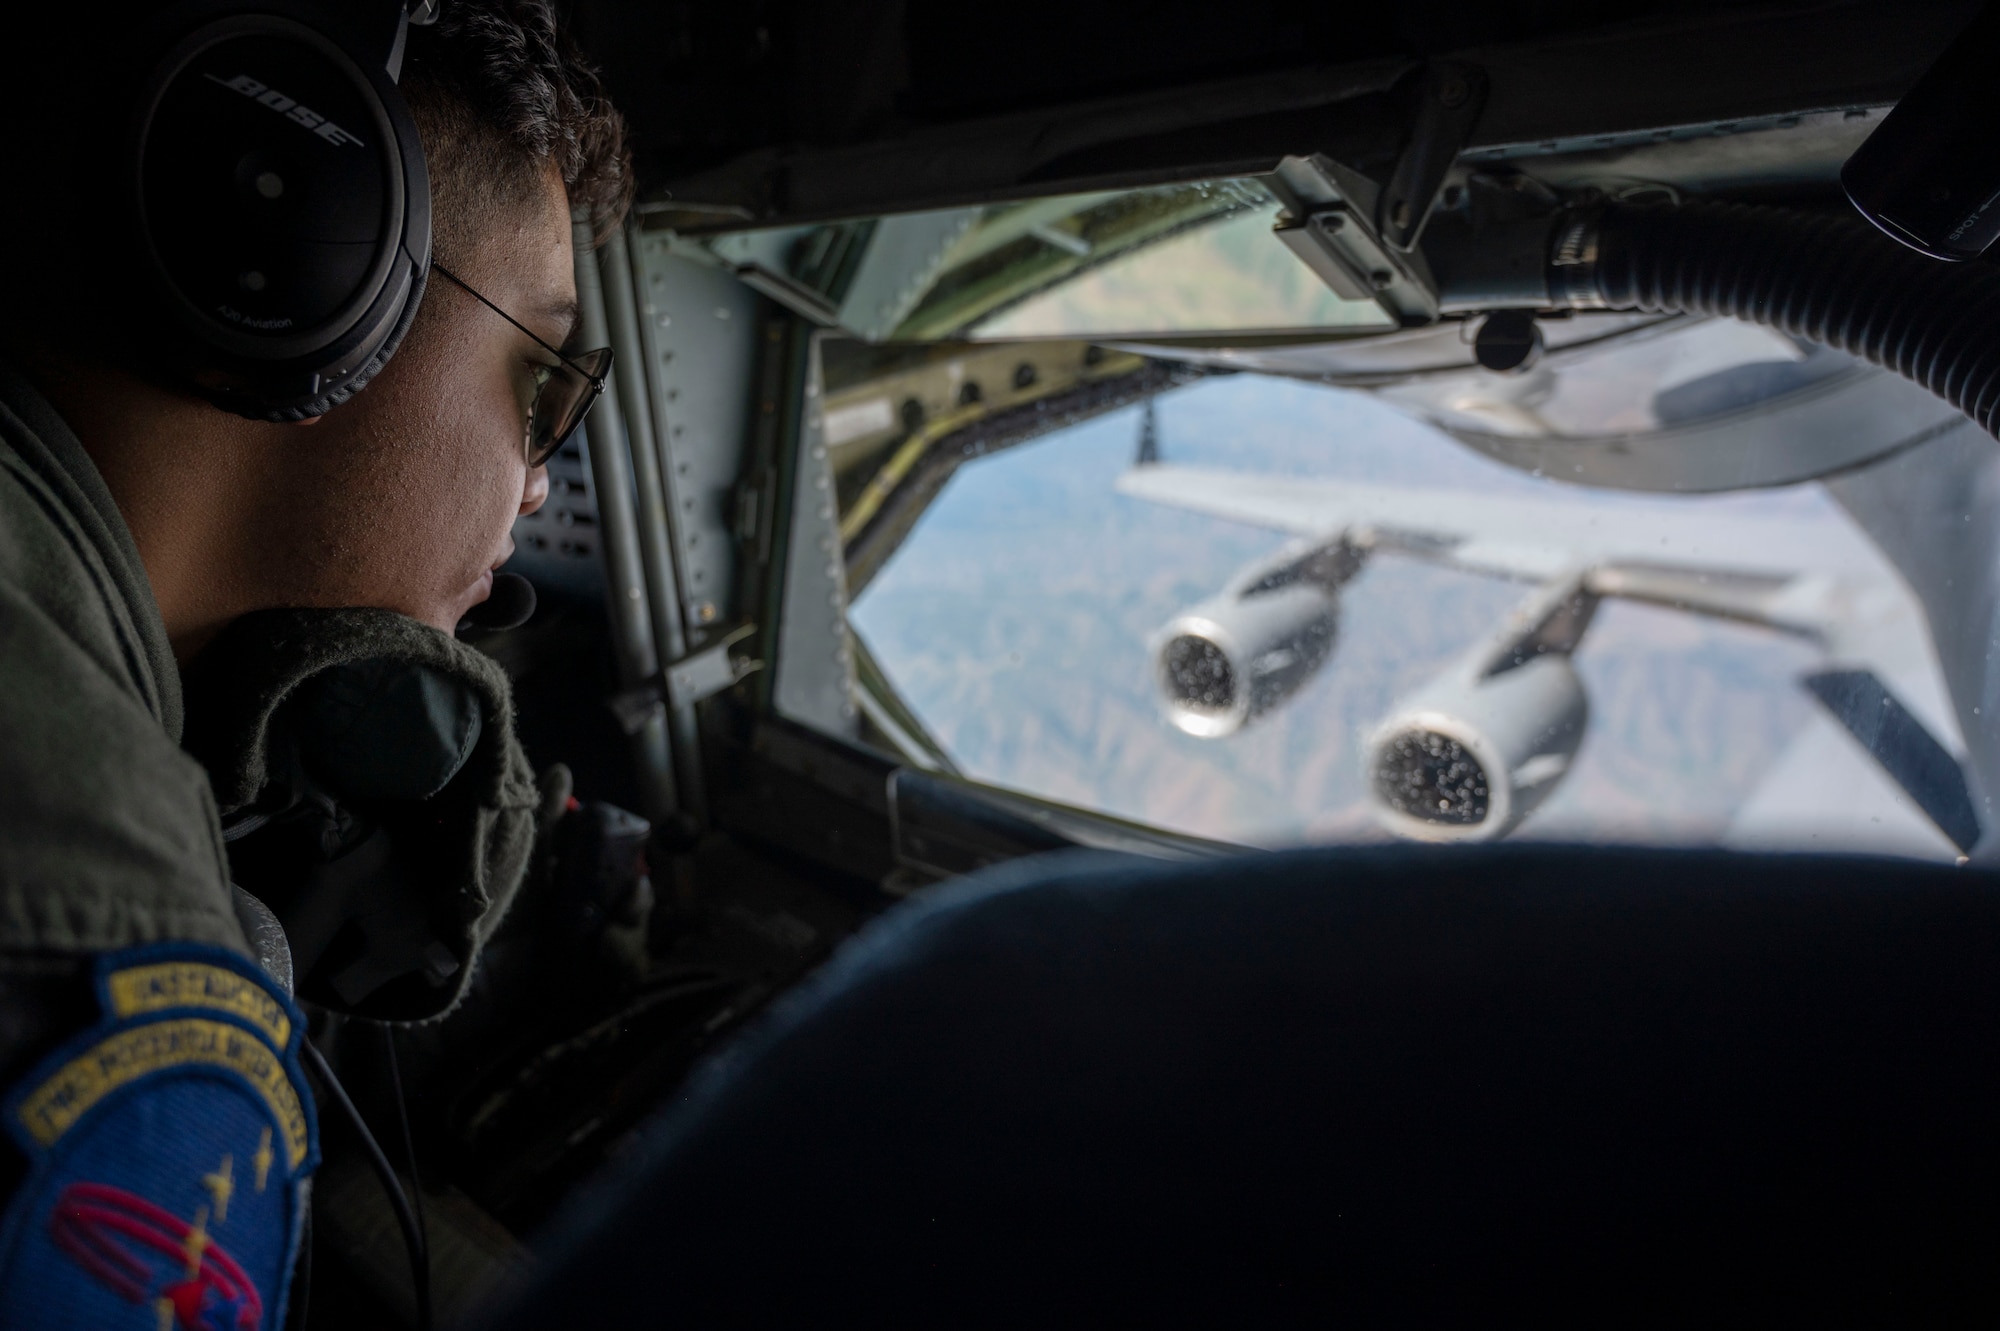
[729,265,843,327]
[607,623,763,732]
[666,622,763,709]
[1378,62,1488,252]
[1269,155,1442,326]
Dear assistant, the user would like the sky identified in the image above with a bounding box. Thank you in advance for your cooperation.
[849,373,1842,849]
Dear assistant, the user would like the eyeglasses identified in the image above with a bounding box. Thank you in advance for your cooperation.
[431,261,612,469]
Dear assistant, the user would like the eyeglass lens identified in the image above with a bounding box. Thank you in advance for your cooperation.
[528,346,613,468]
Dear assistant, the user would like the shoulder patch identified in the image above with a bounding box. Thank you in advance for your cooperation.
[0,944,317,1330]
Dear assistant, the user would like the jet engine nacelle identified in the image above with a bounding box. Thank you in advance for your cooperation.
[1365,652,1589,842]
[1153,542,1359,738]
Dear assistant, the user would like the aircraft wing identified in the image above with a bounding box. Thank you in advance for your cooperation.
[1117,465,1886,580]
[1116,464,1898,635]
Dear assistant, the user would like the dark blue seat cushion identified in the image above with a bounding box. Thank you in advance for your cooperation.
[495,845,2000,1327]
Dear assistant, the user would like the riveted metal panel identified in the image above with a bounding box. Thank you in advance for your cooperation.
[631,234,763,648]
[773,338,860,740]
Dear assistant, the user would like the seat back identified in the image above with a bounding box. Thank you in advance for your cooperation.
[492,845,2000,1326]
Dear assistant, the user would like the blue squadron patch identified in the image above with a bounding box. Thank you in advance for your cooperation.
[0,943,318,1330]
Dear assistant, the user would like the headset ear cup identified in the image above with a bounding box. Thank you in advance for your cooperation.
[238,257,428,422]
[133,6,430,418]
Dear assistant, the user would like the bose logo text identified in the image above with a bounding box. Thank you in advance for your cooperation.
[204,73,364,148]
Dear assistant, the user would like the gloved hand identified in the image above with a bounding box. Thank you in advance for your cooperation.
[182,608,542,1021]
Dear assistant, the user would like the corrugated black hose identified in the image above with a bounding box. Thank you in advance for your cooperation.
[1549,202,2000,439]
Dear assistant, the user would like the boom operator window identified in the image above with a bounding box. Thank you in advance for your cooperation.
[749,179,1982,863]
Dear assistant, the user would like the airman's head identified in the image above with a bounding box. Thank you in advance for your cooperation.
[6,0,633,651]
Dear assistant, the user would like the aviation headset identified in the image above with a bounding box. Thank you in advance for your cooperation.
[131,0,434,420]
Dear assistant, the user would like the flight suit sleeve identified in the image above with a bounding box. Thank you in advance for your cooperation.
[0,954,95,1202]
[0,545,244,957]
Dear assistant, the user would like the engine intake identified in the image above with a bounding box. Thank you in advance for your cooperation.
[1365,652,1589,842]
[1373,729,1493,827]
[1153,543,1356,738]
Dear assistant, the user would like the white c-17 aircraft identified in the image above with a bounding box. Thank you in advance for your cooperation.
[1117,421,1998,864]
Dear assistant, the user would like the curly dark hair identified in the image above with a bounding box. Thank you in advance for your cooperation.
[402,0,634,259]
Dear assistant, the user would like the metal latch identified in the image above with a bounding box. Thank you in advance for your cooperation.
[1270,155,1442,326]
[1268,62,1486,328]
